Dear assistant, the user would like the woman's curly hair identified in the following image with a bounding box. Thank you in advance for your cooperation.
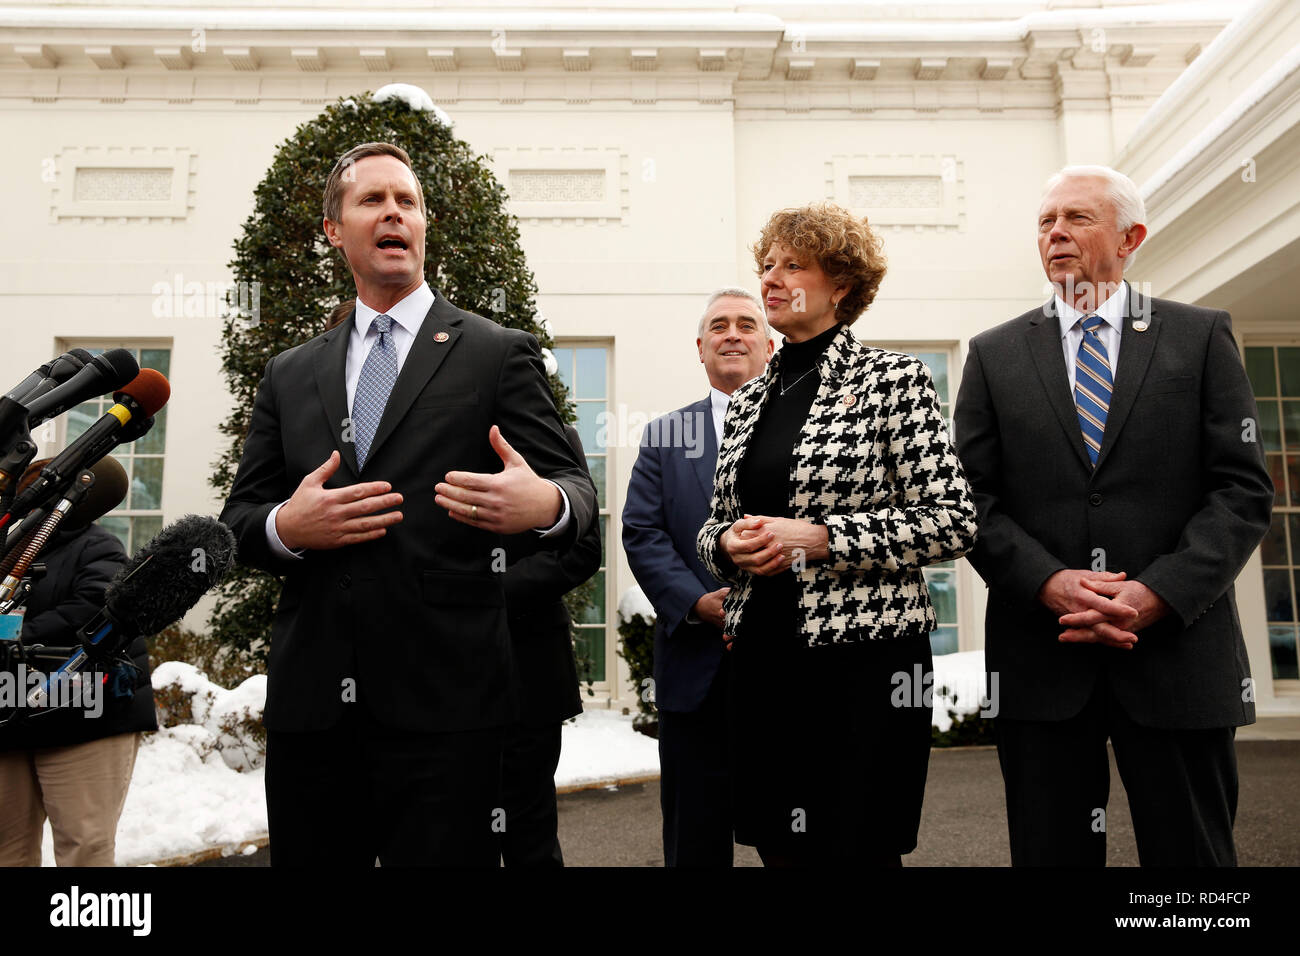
[750,202,887,326]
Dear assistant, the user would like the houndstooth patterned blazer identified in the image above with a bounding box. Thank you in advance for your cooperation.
[696,322,978,646]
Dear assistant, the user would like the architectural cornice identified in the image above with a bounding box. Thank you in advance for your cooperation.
[0,3,1232,114]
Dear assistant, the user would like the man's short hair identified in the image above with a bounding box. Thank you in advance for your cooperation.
[323,142,426,222]
[698,287,772,341]
[1042,165,1147,270]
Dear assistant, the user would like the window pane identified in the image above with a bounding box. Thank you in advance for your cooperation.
[1284,402,1300,451]
[577,403,603,453]
[598,514,607,555]
[574,626,606,683]
[926,569,956,623]
[139,348,170,378]
[1263,568,1294,621]
[65,402,99,444]
[552,348,572,390]
[135,407,167,455]
[1268,455,1285,506]
[929,626,958,656]
[1288,457,1300,508]
[131,515,163,552]
[575,348,606,400]
[130,457,163,511]
[97,514,130,551]
[914,352,949,404]
[578,569,605,625]
[1261,513,1288,565]
[1259,402,1281,452]
[1246,347,1277,397]
[1288,514,1300,564]
[1279,347,1300,397]
[1269,626,1299,681]
[587,455,606,510]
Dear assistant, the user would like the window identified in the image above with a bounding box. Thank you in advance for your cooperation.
[1245,346,1300,680]
[61,344,170,554]
[872,344,961,656]
[552,344,611,684]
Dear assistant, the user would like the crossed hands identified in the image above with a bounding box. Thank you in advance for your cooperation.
[720,514,829,577]
[1039,569,1170,650]
[275,426,562,551]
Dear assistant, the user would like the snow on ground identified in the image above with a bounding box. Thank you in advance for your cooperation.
[38,645,987,864]
[555,709,660,790]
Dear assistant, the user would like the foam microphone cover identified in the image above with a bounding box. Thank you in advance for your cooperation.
[116,369,171,418]
[105,515,237,636]
[64,455,129,529]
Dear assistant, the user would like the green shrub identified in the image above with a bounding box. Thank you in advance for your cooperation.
[616,611,657,737]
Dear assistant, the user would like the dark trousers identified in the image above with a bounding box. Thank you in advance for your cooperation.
[499,721,564,867]
[265,703,504,867]
[997,679,1239,866]
[658,660,733,867]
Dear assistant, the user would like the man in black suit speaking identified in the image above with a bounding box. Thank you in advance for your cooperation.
[953,165,1272,866]
[220,142,595,866]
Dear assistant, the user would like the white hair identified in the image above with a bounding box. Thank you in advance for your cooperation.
[1042,165,1148,270]
[698,287,772,341]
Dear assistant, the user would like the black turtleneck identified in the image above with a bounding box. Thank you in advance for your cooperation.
[735,320,841,641]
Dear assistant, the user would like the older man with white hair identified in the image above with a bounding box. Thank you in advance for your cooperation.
[622,287,773,866]
[953,165,1273,866]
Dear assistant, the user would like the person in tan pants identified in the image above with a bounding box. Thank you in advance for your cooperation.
[0,459,156,866]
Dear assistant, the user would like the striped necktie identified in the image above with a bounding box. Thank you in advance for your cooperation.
[1075,314,1113,467]
[353,314,398,469]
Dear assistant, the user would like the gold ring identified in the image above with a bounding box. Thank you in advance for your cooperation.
[471,505,478,520]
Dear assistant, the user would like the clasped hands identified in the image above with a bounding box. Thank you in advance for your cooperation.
[276,425,561,551]
[1040,569,1169,650]
[720,514,829,577]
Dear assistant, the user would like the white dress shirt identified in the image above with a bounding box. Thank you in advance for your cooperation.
[265,282,570,558]
[1057,281,1127,392]
[709,387,730,448]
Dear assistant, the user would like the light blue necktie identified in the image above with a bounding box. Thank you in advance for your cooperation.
[353,314,398,469]
[1075,315,1113,467]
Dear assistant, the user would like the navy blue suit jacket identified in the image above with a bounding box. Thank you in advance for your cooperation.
[622,395,726,713]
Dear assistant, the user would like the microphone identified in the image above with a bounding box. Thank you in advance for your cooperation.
[4,349,92,406]
[5,370,169,524]
[0,455,129,575]
[22,348,139,429]
[26,515,237,708]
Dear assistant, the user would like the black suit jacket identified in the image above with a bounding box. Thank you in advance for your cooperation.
[219,292,596,734]
[954,285,1272,729]
[503,425,601,725]
[621,395,727,713]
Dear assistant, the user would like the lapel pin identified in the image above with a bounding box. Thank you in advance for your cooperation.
[1132,319,1149,332]
[841,393,856,407]
[433,331,449,343]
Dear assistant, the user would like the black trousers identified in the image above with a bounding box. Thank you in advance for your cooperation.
[997,678,1239,866]
[658,658,734,867]
[499,721,564,867]
[265,703,503,867]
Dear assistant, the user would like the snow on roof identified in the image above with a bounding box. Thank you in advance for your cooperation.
[1139,41,1300,200]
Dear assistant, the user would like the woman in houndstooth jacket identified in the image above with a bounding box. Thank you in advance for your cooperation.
[697,202,977,866]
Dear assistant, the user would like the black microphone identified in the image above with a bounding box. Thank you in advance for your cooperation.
[6,349,93,407]
[6,370,169,524]
[0,455,130,574]
[26,515,237,708]
[22,348,139,429]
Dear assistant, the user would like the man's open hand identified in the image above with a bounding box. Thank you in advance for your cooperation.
[435,425,563,534]
[276,451,404,551]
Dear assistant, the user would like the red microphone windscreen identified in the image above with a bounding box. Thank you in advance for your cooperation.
[115,369,170,418]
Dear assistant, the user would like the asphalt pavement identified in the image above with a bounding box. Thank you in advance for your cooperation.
[194,735,1299,867]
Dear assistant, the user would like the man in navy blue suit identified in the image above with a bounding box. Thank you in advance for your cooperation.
[622,287,773,866]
